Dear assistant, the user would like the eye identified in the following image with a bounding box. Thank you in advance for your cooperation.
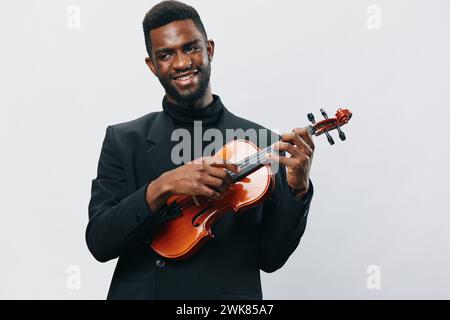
[158,53,171,61]
[186,45,199,53]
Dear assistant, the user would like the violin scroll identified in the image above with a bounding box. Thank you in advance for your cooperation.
[336,108,352,125]
[308,108,353,145]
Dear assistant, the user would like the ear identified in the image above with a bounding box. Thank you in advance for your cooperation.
[145,57,158,76]
[206,39,215,62]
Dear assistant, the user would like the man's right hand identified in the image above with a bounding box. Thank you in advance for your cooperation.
[145,159,241,213]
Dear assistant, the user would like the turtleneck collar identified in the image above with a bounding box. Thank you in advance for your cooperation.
[162,95,224,126]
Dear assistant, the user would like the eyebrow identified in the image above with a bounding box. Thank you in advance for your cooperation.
[154,39,203,55]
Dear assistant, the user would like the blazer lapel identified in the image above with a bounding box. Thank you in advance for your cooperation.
[145,112,180,180]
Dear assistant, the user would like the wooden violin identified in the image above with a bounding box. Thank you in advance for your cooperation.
[150,108,353,260]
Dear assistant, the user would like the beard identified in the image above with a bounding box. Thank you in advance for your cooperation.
[157,63,211,107]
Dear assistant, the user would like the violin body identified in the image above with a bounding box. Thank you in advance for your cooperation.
[151,140,275,260]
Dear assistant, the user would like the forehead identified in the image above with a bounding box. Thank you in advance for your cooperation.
[150,19,204,51]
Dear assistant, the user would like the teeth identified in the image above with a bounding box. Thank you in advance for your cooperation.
[177,75,192,80]
[175,71,197,81]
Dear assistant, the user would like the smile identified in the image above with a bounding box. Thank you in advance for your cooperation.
[173,70,199,81]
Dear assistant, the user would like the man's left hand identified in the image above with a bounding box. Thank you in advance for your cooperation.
[267,128,314,199]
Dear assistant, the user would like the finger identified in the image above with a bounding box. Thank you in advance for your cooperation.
[282,132,313,156]
[202,157,240,174]
[197,185,222,200]
[266,153,295,167]
[200,174,227,192]
[205,166,234,186]
[292,128,315,152]
[207,160,240,186]
[273,141,301,157]
[210,160,241,174]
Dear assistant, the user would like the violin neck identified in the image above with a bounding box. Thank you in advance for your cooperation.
[228,126,316,183]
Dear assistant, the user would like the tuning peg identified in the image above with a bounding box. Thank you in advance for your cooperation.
[320,108,329,119]
[307,113,316,124]
[338,129,346,141]
[325,132,335,145]
[336,115,347,141]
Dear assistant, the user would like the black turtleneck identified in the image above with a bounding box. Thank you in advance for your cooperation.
[162,95,224,127]
[162,95,225,162]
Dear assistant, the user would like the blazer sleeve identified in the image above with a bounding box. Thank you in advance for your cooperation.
[258,158,313,273]
[86,126,172,263]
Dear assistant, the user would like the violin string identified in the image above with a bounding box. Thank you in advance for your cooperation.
[227,154,268,177]
[234,145,273,166]
[228,125,315,169]
[231,145,275,173]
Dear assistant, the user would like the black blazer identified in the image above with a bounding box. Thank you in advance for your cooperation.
[86,104,313,300]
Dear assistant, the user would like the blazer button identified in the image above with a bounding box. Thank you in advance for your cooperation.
[156,259,165,268]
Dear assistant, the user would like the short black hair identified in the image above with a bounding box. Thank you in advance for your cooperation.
[143,0,208,57]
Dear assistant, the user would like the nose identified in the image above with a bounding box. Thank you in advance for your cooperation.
[172,51,192,71]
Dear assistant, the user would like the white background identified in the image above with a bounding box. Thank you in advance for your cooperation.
[1,0,449,299]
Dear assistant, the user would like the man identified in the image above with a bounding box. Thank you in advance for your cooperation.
[87,0,314,300]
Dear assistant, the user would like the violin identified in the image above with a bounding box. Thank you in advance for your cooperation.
[150,108,353,260]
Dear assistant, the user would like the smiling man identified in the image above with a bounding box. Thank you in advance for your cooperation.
[87,0,314,300]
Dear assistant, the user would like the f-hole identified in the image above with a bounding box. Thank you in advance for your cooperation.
[192,205,213,227]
